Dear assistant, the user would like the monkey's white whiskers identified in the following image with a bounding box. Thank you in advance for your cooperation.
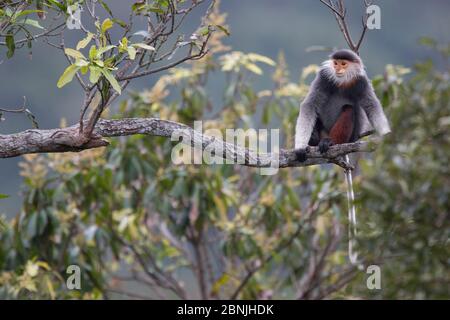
[321,59,366,87]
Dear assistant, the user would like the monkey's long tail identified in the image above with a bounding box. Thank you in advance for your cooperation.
[344,154,358,265]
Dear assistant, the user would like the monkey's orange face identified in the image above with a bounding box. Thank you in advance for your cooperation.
[333,59,351,77]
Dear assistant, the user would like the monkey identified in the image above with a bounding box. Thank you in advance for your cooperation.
[294,49,390,161]
[293,49,391,264]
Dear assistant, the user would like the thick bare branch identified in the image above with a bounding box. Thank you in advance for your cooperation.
[0,118,376,169]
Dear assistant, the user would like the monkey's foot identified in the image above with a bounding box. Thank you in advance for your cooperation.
[318,138,334,154]
[294,147,309,162]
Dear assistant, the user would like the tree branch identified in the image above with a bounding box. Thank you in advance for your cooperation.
[319,0,344,19]
[0,118,376,169]
[320,0,373,54]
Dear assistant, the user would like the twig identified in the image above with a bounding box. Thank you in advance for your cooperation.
[119,33,211,81]
[319,0,373,53]
[319,0,344,18]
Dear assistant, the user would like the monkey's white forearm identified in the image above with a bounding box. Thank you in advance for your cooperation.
[295,102,317,149]
[294,78,329,149]
[373,111,391,136]
[360,86,391,136]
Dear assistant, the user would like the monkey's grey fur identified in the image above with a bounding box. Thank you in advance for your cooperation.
[294,49,391,150]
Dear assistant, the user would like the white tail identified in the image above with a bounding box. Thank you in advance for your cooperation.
[344,155,358,265]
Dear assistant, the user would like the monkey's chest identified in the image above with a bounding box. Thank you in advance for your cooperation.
[317,94,354,131]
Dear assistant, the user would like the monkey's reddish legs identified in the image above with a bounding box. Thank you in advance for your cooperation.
[329,105,354,144]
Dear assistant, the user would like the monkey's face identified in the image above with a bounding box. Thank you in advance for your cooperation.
[333,59,352,77]
[322,57,364,86]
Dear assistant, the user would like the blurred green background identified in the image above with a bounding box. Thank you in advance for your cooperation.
[0,0,449,300]
[1,0,449,216]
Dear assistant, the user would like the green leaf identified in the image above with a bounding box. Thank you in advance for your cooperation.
[5,33,15,58]
[74,59,89,67]
[14,10,45,20]
[419,37,437,48]
[100,68,121,94]
[96,45,115,58]
[64,48,85,60]
[127,46,137,60]
[119,37,128,53]
[215,24,230,36]
[19,19,44,29]
[211,273,230,295]
[132,43,155,51]
[5,8,13,17]
[112,18,128,29]
[0,194,9,199]
[247,53,276,66]
[131,3,147,13]
[104,57,116,68]
[147,6,165,14]
[46,0,66,11]
[213,195,227,220]
[245,62,263,75]
[57,64,81,88]
[199,26,210,36]
[80,65,89,75]
[99,0,113,16]
[76,33,94,50]
[93,60,103,67]
[89,66,102,84]
[101,18,114,34]
[89,45,97,61]
[155,0,170,9]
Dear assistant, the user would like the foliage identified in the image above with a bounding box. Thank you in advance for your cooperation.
[1,40,448,298]
[0,1,448,300]
[0,39,354,299]
[0,0,229,134]
[353,54,450,299]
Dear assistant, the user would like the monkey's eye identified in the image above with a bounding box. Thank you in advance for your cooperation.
[334,61,338,66]
[341,62,347,67]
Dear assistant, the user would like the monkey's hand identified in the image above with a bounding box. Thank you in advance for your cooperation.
[318,138,334,154]
[294,147,309,162]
